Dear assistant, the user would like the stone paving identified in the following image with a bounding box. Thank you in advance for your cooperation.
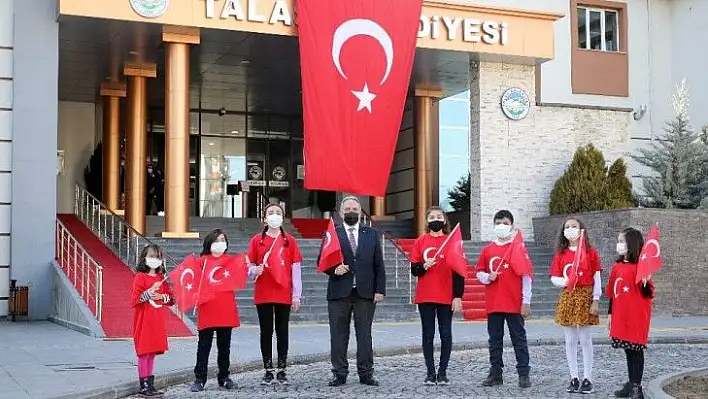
[128,344,708,398]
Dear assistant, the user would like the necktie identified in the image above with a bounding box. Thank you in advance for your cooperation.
[348,228,357,254]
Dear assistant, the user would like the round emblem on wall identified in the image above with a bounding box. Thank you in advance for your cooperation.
[129,0,169,18]
[500,87,530,121]
[248,165,263,180]
[272,166,287,181]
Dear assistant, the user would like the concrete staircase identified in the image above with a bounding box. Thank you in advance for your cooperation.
[145,216,300,239]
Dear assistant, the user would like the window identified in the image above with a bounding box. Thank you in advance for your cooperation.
[577,7,619,52]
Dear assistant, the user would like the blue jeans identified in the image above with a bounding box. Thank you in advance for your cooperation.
[487,312,530,377]
[418,303,453,375]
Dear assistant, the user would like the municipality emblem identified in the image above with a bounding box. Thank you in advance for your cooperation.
[500,87,530,121]
[129,0,169,18]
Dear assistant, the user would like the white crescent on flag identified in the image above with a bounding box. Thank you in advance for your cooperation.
[324,231,332,249]
[613,277,624,298]
[180,267,195,291]
[642,239,661,260]
[562,263,573,280]
[489,256,502,274]
[422,247,436,262]
[209,266,223,284]
[149,298,163,308]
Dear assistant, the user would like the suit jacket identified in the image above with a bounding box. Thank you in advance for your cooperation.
[319,225,386,301]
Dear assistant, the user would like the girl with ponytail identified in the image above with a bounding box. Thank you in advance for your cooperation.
[247,203,303,385]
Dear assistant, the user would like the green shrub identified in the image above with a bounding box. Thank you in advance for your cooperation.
[606,158,635,208]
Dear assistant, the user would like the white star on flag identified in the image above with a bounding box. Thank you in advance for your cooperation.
[623,286,629,293]
[351,83,377,113]
[185,283,193,291]
[224,271,230,278]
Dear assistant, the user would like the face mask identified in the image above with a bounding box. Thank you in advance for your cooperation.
[266,214,283,229]
[145,257,162,269]
[428,220,445,232]
[343,212,360,226]
[494,224,512,238]
[211,241,227,255]
[616,242,627,255]
[564,227,580,241]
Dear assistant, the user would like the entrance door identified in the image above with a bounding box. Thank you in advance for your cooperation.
[246,137,291,218]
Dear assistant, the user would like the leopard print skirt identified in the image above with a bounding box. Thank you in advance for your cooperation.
[554,285,600,327]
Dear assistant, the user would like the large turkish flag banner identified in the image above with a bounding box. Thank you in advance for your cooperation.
[297,0,423,196]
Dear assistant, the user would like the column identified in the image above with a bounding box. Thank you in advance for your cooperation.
[123,62,156,235]
[413,89,442,236]
[0,0,13,317]
[161,26,200,238]
[100,82,126,213]
[369,196,387,219]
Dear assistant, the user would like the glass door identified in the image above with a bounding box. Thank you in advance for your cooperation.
[199,136,246,217]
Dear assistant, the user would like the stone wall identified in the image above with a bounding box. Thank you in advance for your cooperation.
[533,208,708,316]
[468,61,632,241]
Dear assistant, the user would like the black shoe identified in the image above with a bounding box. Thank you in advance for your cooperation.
[567,377,580,393]
[436,372,450,385]
[614,382,632,398]
[579,378,594,394]
[424,372,436,385]
[328,375,346,387]
[519,375,531,389]
[218,377,236,390]
[359,376,379,386]
[276,369,289,385]
[482,373,503,387]
[138,378,149,396]
[145,376,162,396]
[261,370,275,385]
[189,380,205,392]
[629,384,644,399]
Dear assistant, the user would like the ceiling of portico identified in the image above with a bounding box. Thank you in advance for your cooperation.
[58,16,472,116]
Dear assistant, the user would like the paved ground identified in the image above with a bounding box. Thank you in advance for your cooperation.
[128,344,708,398]
[1,317,708,398]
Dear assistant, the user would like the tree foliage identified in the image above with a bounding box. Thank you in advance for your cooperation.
[632,79,708,208]
[447,173,470,212]
[549,144,634,215]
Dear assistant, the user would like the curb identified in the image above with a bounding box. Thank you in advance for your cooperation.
[646,367,708,399]
[51,336,708,399]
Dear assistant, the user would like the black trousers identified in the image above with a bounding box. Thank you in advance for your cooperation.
[328,291,376,379]
[487,312,530,377]
[625,349,645,384]
[419,303,453,375]
[256,303,291,369]
[194,327,232,383]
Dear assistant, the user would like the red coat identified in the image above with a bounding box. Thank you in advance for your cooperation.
[247,233,302,305]
[606,262,653,345]
[476,242,522,314]
[549,247,602,287]
[132,272,175,356]
[196,255,240,330]
[410,234,453,305]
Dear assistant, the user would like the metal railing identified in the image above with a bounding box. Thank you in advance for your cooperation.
[73,183,189,320]
[55,218,104,321]
[334,209,414,304]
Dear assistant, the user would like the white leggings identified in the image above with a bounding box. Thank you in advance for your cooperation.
[564,326,594,381]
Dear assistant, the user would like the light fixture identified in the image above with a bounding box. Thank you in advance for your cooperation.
[240,60,250,65]
[129,51,140,55]
[209,142,214,146]
[633,105,647,121]
[230,130,239,135]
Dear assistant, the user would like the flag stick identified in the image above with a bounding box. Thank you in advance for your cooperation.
[192,255,207,317]
[432,223,460,260]
[255,233,281,282]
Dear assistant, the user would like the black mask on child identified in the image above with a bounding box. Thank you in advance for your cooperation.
[428,220,445,232]
[343,212,360,226]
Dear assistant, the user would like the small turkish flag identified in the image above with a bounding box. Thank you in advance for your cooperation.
[435,224,469,277]
[263,235,287,287]
[169,254,204,313]
[636,223,662,283]
[207,254,248,292]
[503,230,534,278]
[566,230,586,292]
[317,218,344,273]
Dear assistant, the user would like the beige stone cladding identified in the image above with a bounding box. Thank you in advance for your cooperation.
[469,61,632,241]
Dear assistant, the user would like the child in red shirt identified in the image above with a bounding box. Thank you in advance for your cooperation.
[549,217,602,394]
[247,204,303,385]
[409,206,464,386]
[132,244,174,397]
[190,229,239,392]
[475,210,532,389]
[606,227,654,399]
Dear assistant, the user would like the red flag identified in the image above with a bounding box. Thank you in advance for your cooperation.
[318,219,344,273]
[636,223,662,283]
[263,236,287,287]
[297,0,423,196]
[565,230,586,292]
[219,254,249,291]
[436,224,469,277]
[169,254,204,313]
[503,230,534,278]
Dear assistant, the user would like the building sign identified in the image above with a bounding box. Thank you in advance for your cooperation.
[60,0,561,59]
[417,15,507,45]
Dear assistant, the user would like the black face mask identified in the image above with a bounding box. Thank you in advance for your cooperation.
[343,212,360,226]
[428,220,445,232]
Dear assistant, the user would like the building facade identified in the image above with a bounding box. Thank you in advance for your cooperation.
[1,0,705,319]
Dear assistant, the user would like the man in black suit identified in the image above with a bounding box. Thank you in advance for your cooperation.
[322,196,386,387]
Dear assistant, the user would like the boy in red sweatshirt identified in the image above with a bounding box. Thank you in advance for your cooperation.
[475,210,532,389]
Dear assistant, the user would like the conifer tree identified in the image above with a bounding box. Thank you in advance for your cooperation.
[447,173,470,212]
[606,158,635,208]
[549,144,610,215]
